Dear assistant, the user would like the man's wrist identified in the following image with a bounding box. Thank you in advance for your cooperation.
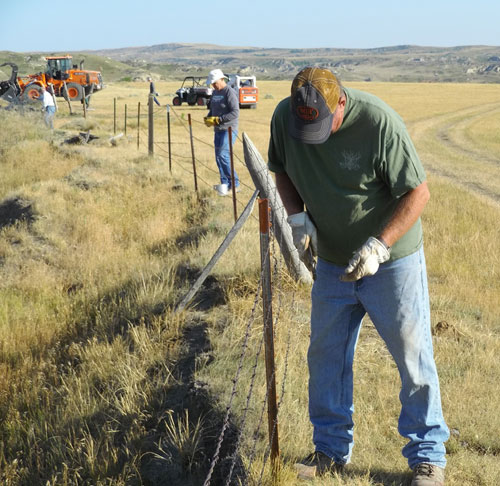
[376,235,391,250]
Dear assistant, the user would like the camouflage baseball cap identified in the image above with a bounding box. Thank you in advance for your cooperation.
[289,67,341,144]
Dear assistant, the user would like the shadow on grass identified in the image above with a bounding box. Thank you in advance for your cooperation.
[346,466,413,486]
[58,267,240,485]
[140,318,246,486]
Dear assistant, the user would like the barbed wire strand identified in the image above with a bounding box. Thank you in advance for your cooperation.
[202,270,265,486]
[223,324,266,486]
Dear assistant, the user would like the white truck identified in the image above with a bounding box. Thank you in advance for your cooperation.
[226,74,258,109]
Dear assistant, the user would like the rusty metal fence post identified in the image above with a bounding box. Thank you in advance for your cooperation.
[188,113,198,193]
[259,198,280,475]
[167,104,172,173]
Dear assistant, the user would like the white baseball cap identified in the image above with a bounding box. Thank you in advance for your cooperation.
[206,68,227,86]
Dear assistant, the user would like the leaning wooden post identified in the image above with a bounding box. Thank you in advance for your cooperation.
[113,97,116,134]
[259,198,280,474]
[228,126,238,222]
[175,190,259,314]
[243,133,313,284]
[188,113,198,193]
[167,104,172,173]
[148,94,154,156]
[124,103,127,136]
[62,81,72,114]
[137,101,140,150]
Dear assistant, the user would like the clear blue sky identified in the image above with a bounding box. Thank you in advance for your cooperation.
[1,0,499,52]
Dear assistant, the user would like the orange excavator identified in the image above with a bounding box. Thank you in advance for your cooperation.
[0,55,104,104]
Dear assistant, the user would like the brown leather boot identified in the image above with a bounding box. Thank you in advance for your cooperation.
[294,451,344,480]
[411,463,445,486]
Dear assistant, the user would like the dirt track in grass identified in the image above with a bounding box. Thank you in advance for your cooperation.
[409,102,500,206]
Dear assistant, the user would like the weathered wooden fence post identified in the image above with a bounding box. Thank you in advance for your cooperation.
[124,103,127,136]
[113,97,116,134]
[259,198,280,476]
[243,133,313,284]
[188,113,198,193]
[82,91,87,119]
[148,94,154,156]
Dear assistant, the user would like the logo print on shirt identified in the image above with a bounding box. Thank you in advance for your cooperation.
[340,150,361,171]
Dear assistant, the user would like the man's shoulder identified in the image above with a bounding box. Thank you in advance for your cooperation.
[225,85,238,95]
[272,97,291,121]
[276,96,290,111]
[343,88,410,139]
[346,87,403,125]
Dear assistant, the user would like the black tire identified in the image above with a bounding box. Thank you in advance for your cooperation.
[21,84,43,102]
[187,92,197,106]
[63,82,83,101]
[172,96,182,106]
[196,96,206,106]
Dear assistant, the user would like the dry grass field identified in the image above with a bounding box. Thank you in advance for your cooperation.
[0,78,499,486]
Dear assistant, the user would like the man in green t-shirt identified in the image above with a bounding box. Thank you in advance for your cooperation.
[268,67,449,486]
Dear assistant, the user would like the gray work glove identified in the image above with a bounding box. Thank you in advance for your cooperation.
[340,236,390,282]
[287,211,318,257]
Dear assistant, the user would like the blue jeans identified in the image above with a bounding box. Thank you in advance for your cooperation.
[309,247,449,469]
[214,129,239,187]
[44,106,55,129]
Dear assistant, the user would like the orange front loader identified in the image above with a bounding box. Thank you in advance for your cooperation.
[0,55,104,104]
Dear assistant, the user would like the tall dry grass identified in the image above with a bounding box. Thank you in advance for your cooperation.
[0,79,499,485]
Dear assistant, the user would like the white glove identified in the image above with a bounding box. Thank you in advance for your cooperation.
[340,236,390,282]
[287,212,318,257]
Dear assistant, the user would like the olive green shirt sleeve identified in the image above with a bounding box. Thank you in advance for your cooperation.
[377,129,427,199]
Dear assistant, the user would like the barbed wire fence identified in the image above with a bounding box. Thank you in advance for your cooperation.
[112,94,311,485]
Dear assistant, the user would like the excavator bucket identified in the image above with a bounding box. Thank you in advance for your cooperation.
[0,63,21,104]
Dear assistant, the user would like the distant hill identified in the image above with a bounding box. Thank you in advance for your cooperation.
[90,43,500,83]
[2,44,500,83]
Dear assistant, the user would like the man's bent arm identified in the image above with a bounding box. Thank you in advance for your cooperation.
[275,172,304,216]
[379,181,430,248]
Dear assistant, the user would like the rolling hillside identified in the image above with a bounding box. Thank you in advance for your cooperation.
[90,43,500,82]
[2,43,500,84]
